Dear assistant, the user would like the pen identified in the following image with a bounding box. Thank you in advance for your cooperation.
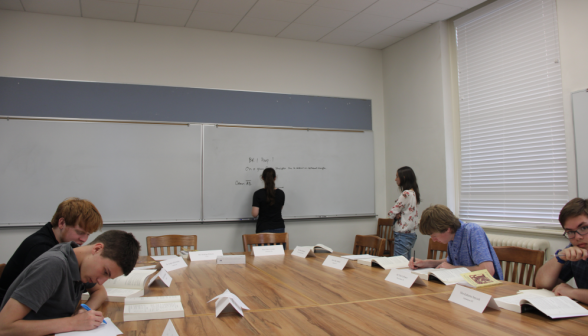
[80,303,106,324]
[413,250,416,262]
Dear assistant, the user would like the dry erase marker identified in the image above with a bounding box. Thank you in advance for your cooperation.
[80,303,106,324]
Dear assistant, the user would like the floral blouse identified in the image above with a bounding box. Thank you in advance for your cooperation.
[388,190,419,233]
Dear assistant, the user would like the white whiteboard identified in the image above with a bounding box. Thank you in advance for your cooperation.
[0,120,202,225]
[202,125,375,220]
[573,90,588,198]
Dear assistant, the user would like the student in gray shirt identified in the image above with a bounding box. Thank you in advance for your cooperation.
[0,230,140,335]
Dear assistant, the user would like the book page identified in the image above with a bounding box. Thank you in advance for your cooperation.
[124,302,184,314]
[125,295,182,305]
[526,296,588,319]
[103,270,156,289]
[431,267,470,285]
[517,289,556,297]
[411,268,436,276]
[376,256,409,269]
[105,288,143,297]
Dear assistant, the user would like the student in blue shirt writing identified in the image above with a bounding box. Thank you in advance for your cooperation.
[408,204,503,280]
[535,198,588,304]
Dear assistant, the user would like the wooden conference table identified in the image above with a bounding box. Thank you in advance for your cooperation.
[101,251,588,335]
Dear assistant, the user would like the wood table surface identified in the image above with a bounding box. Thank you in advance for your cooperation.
[100,251,588,336]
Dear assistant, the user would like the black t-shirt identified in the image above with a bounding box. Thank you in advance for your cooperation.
[252,188,285,233]
[0,222,59,303]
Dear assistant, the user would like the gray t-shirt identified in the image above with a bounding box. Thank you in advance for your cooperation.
[0,242,93,320]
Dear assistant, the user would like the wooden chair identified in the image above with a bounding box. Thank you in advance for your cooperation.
[353,235,385,257]
[375,218,395,256]
[427,238,448,260]
[0,263,5,278]
[242,233,289,253]
[494,246,544,286]
[146,235,197,256]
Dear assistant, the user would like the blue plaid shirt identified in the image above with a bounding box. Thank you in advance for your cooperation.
[447,221,504,280]
[559,243,588,289]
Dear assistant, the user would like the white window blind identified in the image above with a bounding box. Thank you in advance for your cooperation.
[454,0,567,230]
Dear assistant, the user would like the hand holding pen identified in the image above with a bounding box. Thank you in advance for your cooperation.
[79,303,106,326]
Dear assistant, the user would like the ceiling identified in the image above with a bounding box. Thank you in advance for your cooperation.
[0,0,485,49]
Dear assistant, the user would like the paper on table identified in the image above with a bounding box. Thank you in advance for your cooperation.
[340,254,373,260]
[151,255,179,261]
[162,319,179,336]
[148,269,172,287]
[208,289,250,317]
[159,257,188,272]
[55,318,121,336]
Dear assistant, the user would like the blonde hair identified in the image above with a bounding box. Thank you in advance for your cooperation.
[419,204,461,235]
[50,197,103,233]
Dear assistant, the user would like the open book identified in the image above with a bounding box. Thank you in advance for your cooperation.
[411,267,470,285]
[358,256,409,270]
[495,292,588,318]
[124,295,184,321]
[313,244,333,253]
[82,269,156,302]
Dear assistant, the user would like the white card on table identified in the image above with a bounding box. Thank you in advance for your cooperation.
[208,289,250,317]
[190,250,223,261]
[162,319,179,336]
[449,284,500,313]
[385,269,427,288]
[322,255,356,270]
[252,245,285,256]
[134,265,157,270]
[148,269,173,287]
[291,246,316,258]
[151,255,179,261]
[160,257,188,272]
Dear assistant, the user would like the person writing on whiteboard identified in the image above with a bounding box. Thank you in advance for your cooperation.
[252,168,285,233]
[535,198,588,304]
[388,166,420,260]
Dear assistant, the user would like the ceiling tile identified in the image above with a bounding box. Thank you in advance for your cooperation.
[278,23,333,41]
[0,0,24,11]
[194,0,256,16]
[380,20,430,37]
[314,0,377,12]
[437,0,485,8]
[407,3,465,23]
[81,0,137,22]
[363,0,433,19]
[357,33,402,49]
[338,12,400,34]
[136,5,192,27]
[294,5,356,28]
[140,0,197,11]
[246,0,312,22]
[319,28,373,46]
[233,16,291,37]
[185,10,242,32]
[22,0,81,16]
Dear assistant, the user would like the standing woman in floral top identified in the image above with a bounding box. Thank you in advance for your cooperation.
[388,166,421,259]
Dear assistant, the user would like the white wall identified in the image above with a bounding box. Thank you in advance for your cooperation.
[382,22,450,259]
[0,10,387,259]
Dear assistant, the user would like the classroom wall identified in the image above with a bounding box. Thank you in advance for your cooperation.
[381,0,588,260]
[382,22,450,259]
[0,10,386,259]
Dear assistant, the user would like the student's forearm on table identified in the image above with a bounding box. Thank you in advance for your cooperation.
[535,258,564,289]
[85,288,107,310]
[0,317,79,336]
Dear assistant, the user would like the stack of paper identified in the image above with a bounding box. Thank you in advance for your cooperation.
[495,293,588,318]
[124,296,184,322]
[411,267,470,285]
[81,269,156,302]
[358,256,410,269]
[341,254,374,260]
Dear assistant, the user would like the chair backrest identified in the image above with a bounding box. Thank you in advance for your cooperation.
[376,218,395,256]
[353,235,385,257]
[242,233,289,252]
[0,263,5,278]
[427,238,448,260]
[146,235,197,256]
[494,246,545,286]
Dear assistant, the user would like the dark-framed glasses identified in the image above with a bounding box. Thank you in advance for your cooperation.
[563,225,588,239]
